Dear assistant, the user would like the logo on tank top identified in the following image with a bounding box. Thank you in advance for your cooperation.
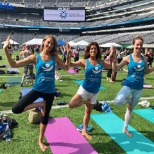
[131,64,144,79]
[92,67,102,74]
[134,65,144,71]
[42,63,53,71]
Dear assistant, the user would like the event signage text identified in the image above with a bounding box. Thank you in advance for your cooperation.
[43,7,85,22]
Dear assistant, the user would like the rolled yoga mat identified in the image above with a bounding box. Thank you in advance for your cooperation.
[44,117,98,154]
[91,113,154,154]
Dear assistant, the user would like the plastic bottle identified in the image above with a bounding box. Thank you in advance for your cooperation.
[5,124,11,141]
[18,92,22,99]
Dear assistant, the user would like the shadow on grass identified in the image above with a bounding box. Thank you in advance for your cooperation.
[114,79,123,83]
[0,101,15,108]
[139,130,154,142]
[92,140,125,154]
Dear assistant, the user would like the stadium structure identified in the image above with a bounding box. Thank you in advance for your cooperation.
[0,0,154,47]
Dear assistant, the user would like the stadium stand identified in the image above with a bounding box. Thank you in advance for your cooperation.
[1,0,154,45]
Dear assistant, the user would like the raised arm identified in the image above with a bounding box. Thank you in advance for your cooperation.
[112,55,129,72]
[3,36,36,68]
[70,59,85,69]
[100,60,112,70]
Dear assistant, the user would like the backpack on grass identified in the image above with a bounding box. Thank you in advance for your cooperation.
[0,114,18,141]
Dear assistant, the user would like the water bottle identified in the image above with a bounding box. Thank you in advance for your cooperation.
[5,124,11,141]
[18,92,22,100]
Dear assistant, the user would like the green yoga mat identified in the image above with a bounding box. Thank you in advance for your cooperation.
[73,80,106,90]
[91,113,154,154]
[133,108,154,124]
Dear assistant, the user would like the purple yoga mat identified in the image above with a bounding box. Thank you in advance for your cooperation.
[68,68,78,74]
[45,117,98,154]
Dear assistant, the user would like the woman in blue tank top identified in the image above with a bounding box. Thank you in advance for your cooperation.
[3,35,71,152]
[69,42,113,140]
[112,35,154,137]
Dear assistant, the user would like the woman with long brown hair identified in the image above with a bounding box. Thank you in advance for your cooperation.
[3,35,71,152]
[69,42,112,140]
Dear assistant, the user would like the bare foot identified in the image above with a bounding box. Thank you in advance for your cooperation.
[82,131,92,140]
[123,129,132,137]
[41,101,46,116]
[39,142,48,152]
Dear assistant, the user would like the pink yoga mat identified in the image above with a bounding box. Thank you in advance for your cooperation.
[68,68,78,74]
[143,85,153,89]
[45,117,98,154]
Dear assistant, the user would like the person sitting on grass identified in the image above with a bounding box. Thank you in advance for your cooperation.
[68,42,113,140]
[112,35,154,137]
[3,35,71,152]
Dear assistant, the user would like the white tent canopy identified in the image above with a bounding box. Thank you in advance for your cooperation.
[75,40,89,46]
[1,39,19,45]
[23,38,43,45]
[100,42,122,48]
[68,41,76,46]
[127,44,154,49]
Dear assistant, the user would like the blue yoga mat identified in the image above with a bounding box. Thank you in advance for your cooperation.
[133,108,154,124]
[73,80,106,90]
[91,113,154,154]
[21,88,43,102]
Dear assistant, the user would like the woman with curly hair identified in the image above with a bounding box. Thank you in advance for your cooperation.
[69,42,112,140]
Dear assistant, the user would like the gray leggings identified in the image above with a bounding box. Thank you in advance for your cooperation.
[114,86,142,109]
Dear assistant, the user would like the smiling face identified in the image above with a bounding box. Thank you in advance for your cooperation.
[83,42,102,60]
[89,44,98,57]
[132,36,144,54]
[133,39,143,53]
[43,37,54,52]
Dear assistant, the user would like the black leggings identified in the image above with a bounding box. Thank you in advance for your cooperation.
[107,69,112,78]
[12,90,54,125]
[74,57,79,62]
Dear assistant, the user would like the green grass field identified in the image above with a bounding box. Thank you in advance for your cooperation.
[0,50,154,154]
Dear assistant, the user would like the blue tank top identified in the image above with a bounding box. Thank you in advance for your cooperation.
[123,54,145,90]
[82,59,103,93]
[33,54,55,93]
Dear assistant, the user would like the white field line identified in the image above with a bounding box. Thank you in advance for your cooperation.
[1,96,154,114]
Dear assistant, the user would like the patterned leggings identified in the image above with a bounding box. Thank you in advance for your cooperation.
[114,86,142,129]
